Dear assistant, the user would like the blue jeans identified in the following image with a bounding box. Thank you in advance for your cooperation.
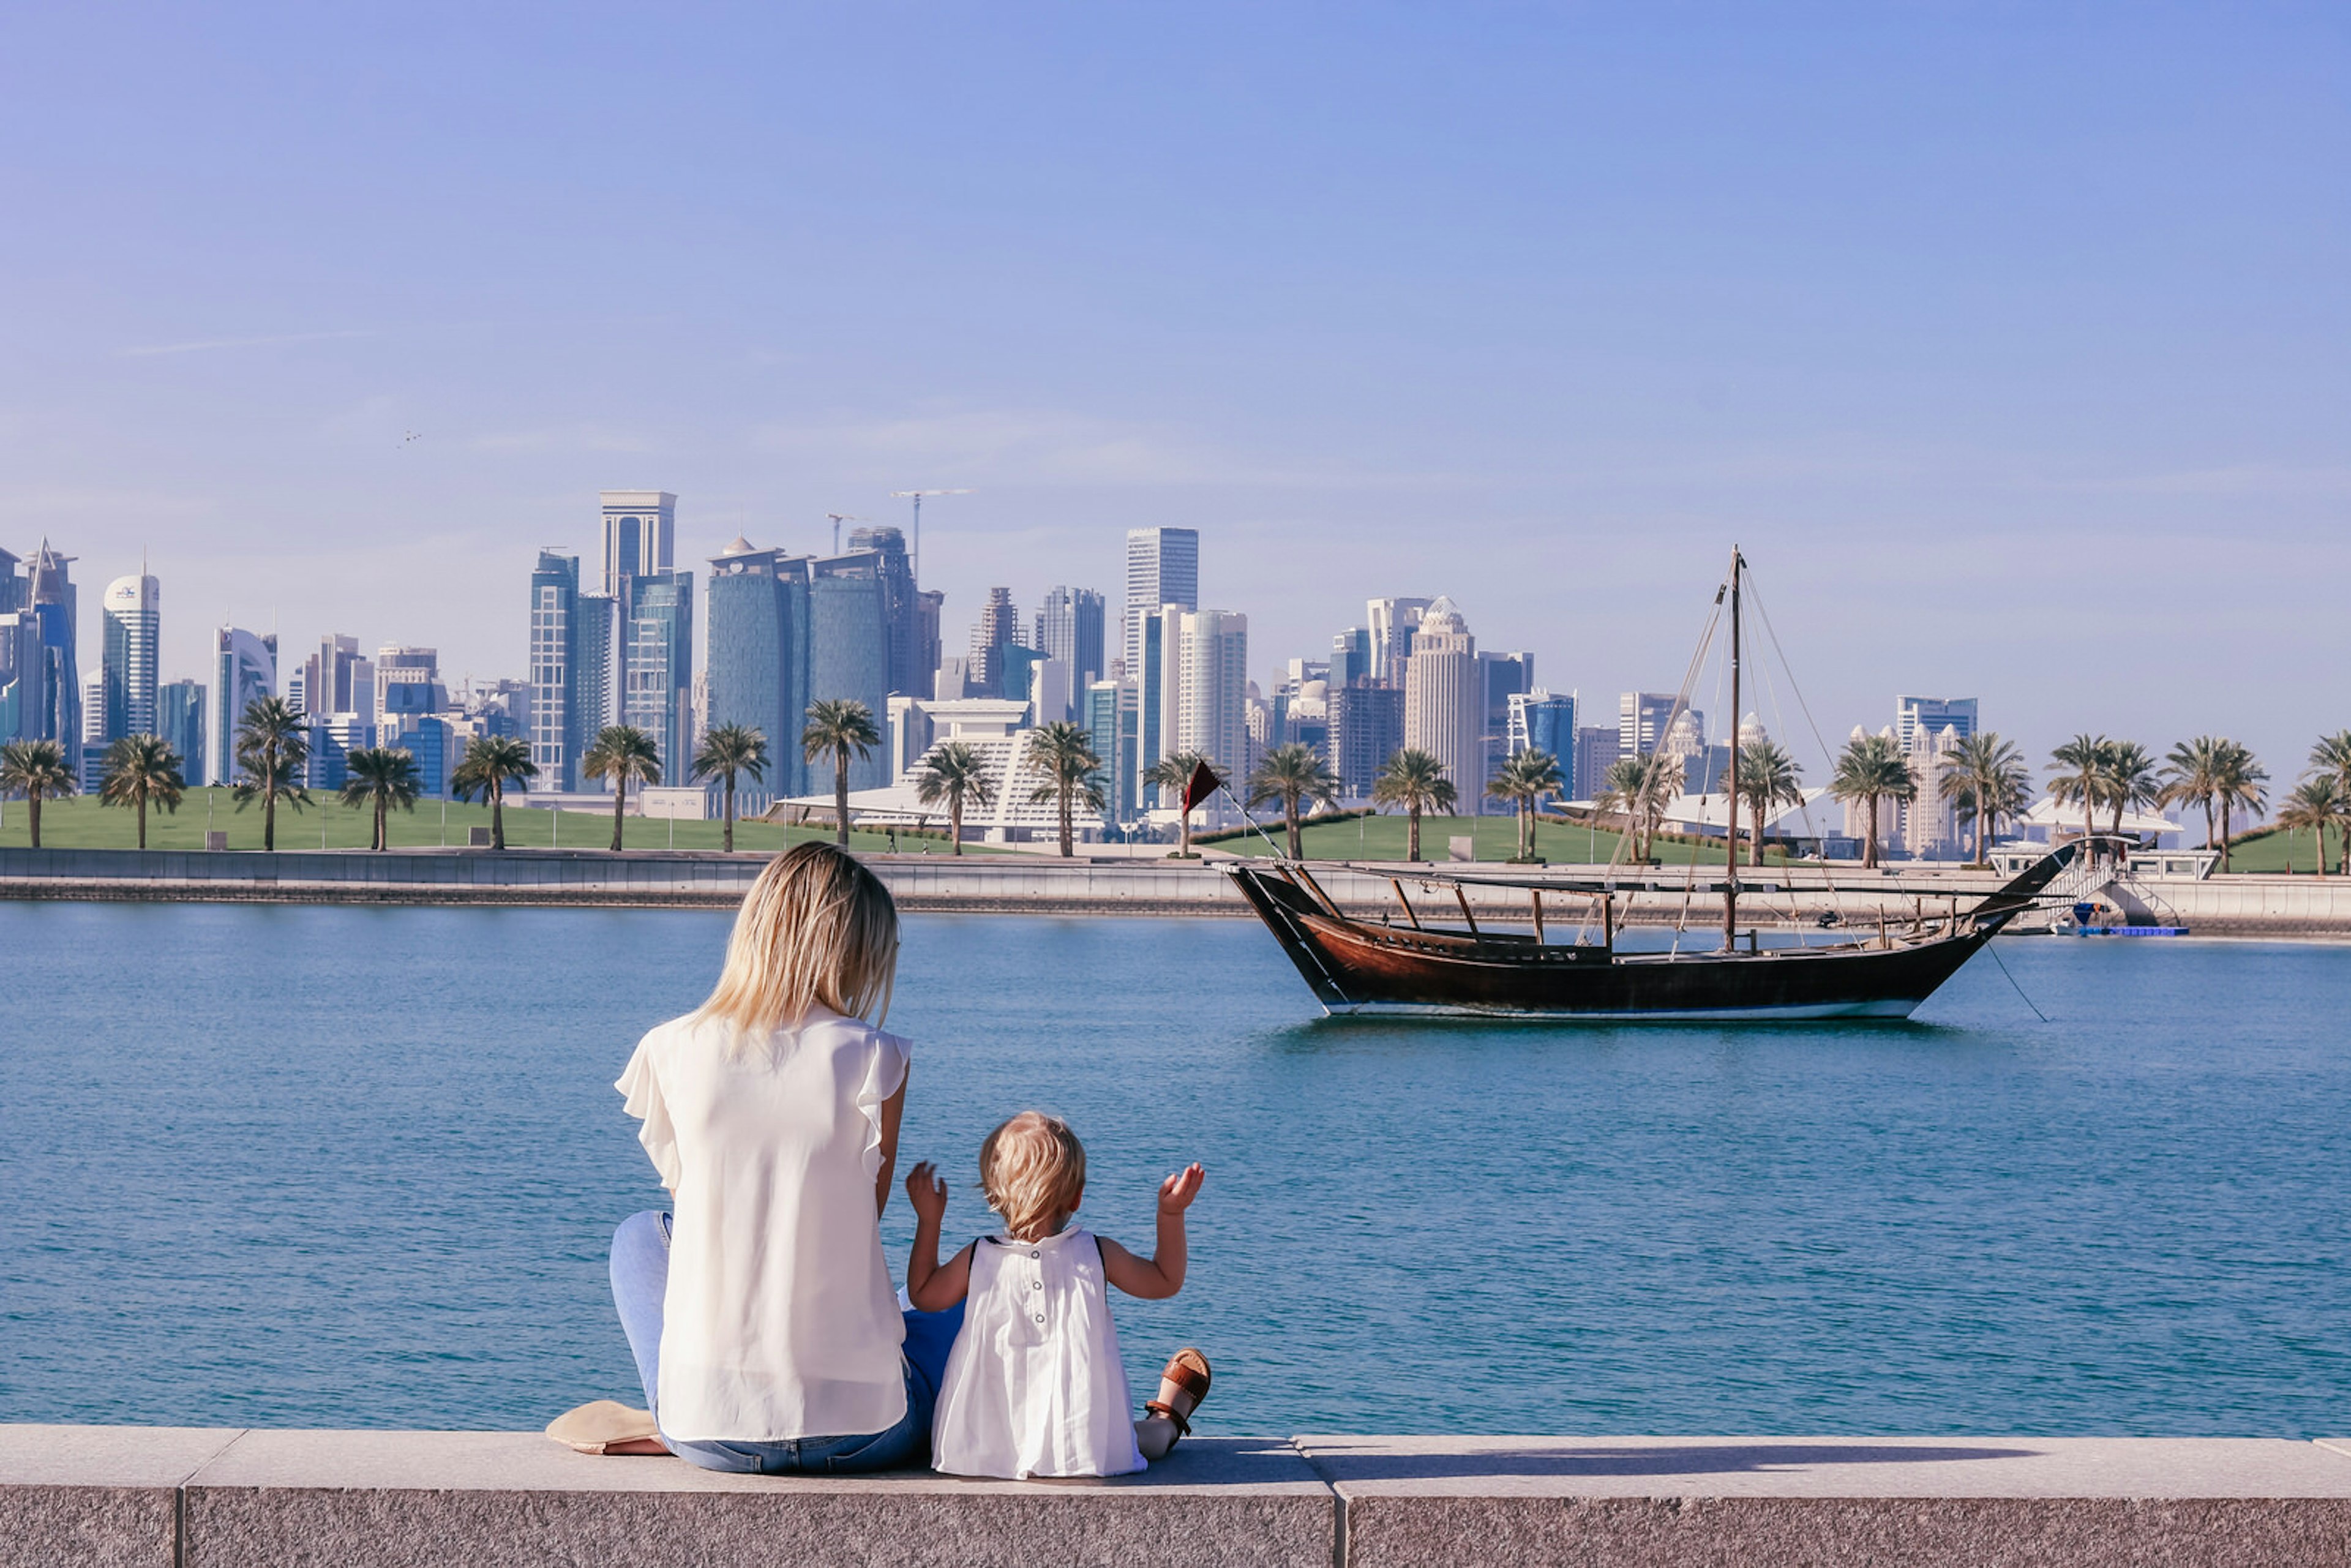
[609,1209,966,1474]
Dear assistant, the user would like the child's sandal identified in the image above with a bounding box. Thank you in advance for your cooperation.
[1144,1348,1212,1438]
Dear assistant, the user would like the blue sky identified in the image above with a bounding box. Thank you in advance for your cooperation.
[4,4,2344,781]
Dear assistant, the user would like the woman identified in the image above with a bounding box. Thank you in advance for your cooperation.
[602,843,960,1472]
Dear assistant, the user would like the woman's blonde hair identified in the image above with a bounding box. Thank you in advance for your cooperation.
[979,1112,1087,1241]
[693,843,899,1041]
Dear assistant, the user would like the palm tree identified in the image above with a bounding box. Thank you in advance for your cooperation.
[1830,732,1917,869]
[1144,750,1210,857]
[1371,748,1455,863]
[339,746,421,852]
[0,738,77,849]
[1596,752,1679,862]
[2048,733,2113,849]
[99,735,186,850]
[913,741,996,855]
[231,695,312,851]
[2276,778,2346,877]
[691,723,769,853]
[2212,740,2268,874]
[1733,741,1803,868]
[449,734,537,851]
[1485,749,1562,862]
[2099,740,2161,840]
[582,725,664,852]
[1024,721,1106,858]
[1251,742,1343,859]
[2158,736,2227,855]
[1944,731,2030,864]
[2309,731,2351,874]
[802,699,880,849]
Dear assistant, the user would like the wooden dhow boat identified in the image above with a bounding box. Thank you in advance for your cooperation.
[1218,548,2085,1022]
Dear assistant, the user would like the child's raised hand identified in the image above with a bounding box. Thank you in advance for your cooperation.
[1157,1162,1205,1214]
[905,1160,948,1225]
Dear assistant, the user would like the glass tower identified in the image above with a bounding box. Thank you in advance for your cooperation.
[101,573,162,745]
[810,552,892,793]
[212,628,276,785]
[621,571,694,782]
[706,539,812,802]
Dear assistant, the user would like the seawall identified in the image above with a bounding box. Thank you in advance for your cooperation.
[10,1426,2351,1567]
[4,846,2350,935]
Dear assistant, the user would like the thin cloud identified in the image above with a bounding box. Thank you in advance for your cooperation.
[119,329,376,358]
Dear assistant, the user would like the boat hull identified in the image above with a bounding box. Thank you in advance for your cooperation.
[1221,860,2064,1023]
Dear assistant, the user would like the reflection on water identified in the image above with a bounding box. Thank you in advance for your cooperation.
[4,902,2347,1437]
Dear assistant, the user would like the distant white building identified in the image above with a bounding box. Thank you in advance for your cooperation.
[1403,596,1483,808]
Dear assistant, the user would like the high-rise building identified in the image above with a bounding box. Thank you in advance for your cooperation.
[1506,690,1576,765]
[1403,597,1484,808]
[1329,685,1405,798]
[1619,691,1688,759]
[706,537,812,803]
[1573,725,1621,801]
[211,628,276,785]
[622,571,694,781]
[601,491,677,596]
[1895,695,1978,752]
[303,635,361,718]
[970,587,1021,696]
[0,606,45,745]
[100,572,160,745]
[26,541,80,770]
[575,593,617,746]
[1175,609,1250,786]
[1036,586,1106,692]
[78,671,108,789]
[844,524,929,699]
[1479,650,1534,812]
[1084,678,1138,824]
[810,551,892,792]
[0,547,18,617]
[1132,606,1173,809]
[1330,627,1372,689]
[1366,598,1431,688]
[913,590,944,693]
[159,680,206,786]
[528,550,587,790]
[373,647,441,722]
[1123,528,1199,673]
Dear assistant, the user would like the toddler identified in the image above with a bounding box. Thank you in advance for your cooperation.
[904,1111,1210,1479]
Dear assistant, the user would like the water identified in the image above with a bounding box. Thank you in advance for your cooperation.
[4,901,2348,1438]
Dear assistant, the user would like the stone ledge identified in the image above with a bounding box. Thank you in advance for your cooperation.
[9,1428,2351,1568]
[1296,1435,2351,1568]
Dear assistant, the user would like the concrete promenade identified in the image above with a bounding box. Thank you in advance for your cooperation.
[10,1426,2351,1566]
[7,844,2351,934]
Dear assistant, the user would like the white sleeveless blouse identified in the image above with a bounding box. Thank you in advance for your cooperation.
[931,1228,1146,1479]
[616,1007,909,1443]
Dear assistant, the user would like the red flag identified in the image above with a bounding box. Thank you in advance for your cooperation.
[1180,760,1222,815]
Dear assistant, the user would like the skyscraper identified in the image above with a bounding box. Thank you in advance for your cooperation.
[303,635,362,718]
[1329,684,1405,798]
[1133,604,1172,809]
[1366,598,1431,687]
[1084,678,1138,824]
[213,628,275,784]
[26,541,80,771]
[1895,695,1978,752]
[78,671,107,789]
[1479,650,1534,811]
[0,548,45,745]
[1573,726,1621,801]
[622,571,694,781]
[100,572,161,746]
[374,647,441,721]
[1506,690,1576,763]
[1329,627,1372,689]
[1403,596,1483,807]
[1123,527,1199,673]
[1619,692,1689,759]
[1176,609,1250,785]
[528,549,586,790]
[706,537,812,802]
[810,551,892,792]
[1036,586,1106,692]
[971,587,1020,696]
[845,524,929,699]
[159,680,206,787]
[601,491,677,596]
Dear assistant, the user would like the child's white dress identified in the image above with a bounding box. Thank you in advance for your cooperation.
[931,1228,1147,1478]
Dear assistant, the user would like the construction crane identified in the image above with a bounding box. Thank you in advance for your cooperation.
[827,513,868,554]
[888,489,973,582]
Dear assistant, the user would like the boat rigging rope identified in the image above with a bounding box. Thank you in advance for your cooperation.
[1741,564,1852,928]
[1607,585,1724,890]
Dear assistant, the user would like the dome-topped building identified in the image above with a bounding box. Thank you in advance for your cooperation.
[1403,595,1484,814]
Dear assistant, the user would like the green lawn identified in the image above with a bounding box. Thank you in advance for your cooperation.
[0,792,986,856]
[1210,812,1794,866]
[2211,824,2350,875]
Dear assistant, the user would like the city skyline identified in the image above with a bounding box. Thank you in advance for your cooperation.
[4,7,2345,779]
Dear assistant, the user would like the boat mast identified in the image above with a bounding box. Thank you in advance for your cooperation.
[1724,546,1742,951]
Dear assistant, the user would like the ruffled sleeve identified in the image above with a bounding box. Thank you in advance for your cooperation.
[615,1028,683,1190]
[854,1027,911,1180]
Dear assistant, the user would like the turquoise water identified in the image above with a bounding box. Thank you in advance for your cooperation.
[4,901,2348,1437]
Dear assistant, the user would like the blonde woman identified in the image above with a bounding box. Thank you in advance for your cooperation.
[603,844,962,1473]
